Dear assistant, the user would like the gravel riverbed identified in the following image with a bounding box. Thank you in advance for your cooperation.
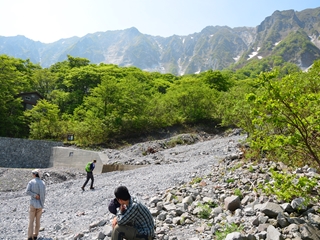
[0,130,246,240]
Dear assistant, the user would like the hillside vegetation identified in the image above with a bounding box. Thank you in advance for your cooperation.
[1,54,320,171]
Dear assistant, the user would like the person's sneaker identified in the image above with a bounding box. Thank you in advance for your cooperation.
[81,187,84,191]
[90,187,95,190]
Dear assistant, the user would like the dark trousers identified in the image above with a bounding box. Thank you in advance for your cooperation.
[82,171,94,188]
[111,225,152,240]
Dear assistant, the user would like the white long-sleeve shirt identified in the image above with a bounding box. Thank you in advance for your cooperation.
[26,177,46,209]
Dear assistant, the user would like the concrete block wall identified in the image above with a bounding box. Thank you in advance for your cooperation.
[0,137,63,168]
[51,147,144,173]
[50,147,109,173]
[0,138,139,174]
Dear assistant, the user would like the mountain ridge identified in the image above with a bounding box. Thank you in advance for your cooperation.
[1,7,320,75]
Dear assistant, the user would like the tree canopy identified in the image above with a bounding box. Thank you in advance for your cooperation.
[2,53,320,170]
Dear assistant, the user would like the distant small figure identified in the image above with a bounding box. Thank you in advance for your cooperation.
[81,159,97,190]
[111,186,155,240]
[26,169,46,240]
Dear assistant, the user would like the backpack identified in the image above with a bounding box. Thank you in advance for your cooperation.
[85,162,91,172]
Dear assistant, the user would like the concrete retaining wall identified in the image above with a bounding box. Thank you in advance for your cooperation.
[51,147,110,173]
[0,137,63,168]
[102,164,145,172]
[0,138,143,173]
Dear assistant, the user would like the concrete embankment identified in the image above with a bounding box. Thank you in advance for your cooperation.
[51,146,144,173]
[0,137,142,173]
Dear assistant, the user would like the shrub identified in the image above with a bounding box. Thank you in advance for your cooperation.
[226,178,235,183]
[197,202,212,219]
[190,177,202,184]
[167,136,185,147]
[215,223,244,240]
[234,188,243,199]
[259,170,319,204]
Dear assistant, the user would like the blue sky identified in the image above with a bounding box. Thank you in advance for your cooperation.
[0,0,319,43]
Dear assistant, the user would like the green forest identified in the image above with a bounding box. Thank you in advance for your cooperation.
[1,54,320,170]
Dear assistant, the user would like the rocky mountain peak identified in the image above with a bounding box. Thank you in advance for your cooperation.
[0,7,320,74]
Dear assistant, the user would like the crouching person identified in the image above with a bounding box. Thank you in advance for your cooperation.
[111,186,155,240]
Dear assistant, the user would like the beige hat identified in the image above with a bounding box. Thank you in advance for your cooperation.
[32,169,40,175]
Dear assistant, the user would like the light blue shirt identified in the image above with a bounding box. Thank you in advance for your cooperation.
[26,177,46,209]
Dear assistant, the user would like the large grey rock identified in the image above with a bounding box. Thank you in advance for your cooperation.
[260,202,283,218]
[266,225,284,240]
[149,196,161,205]
[103,225,113,237]
[299,223,320,240]
[163,203,176,211]
[97,231,106,240]
[225,232,243,240]
[225,196,241,211]
[291,198,307,211]
[182,196,194,205]
[212,206,223,217]
[307,212,320,226]
[277,212,290,228]
[244,205,255,216]
[280,203,294,213]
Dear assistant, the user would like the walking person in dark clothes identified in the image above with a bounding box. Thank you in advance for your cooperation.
[81,159,96,190]
[111,186,155,240]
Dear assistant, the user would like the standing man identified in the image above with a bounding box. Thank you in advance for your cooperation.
[111,186,155,240]
[81,159,97,191]
[26,169,46,240]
